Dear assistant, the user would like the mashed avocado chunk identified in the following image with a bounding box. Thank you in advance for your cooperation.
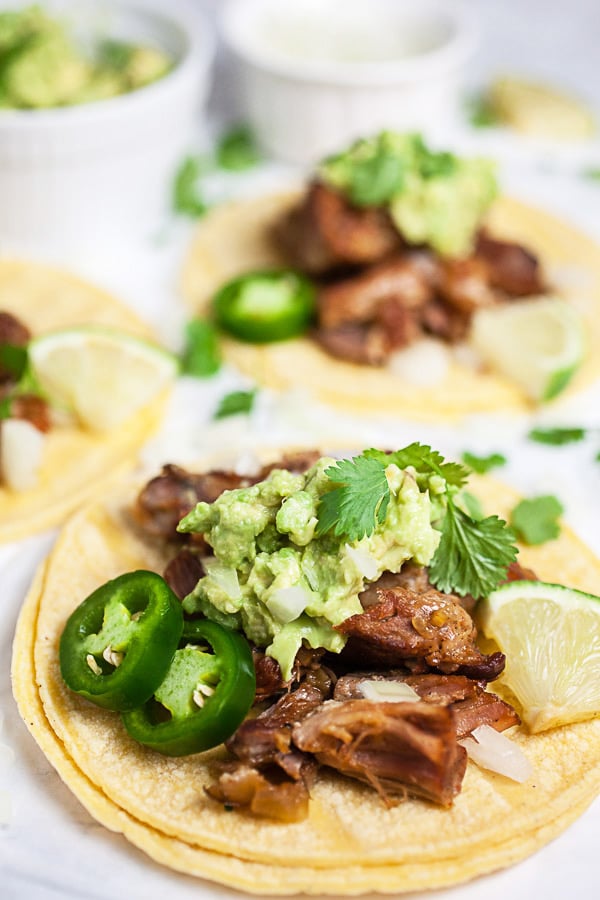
[0,6,171,110]
[320,132,497,257]
[180,457,441,679]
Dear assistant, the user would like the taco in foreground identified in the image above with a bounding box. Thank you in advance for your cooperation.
[0,260,175,541]
[182,133,600,419]
[12,446,600,894]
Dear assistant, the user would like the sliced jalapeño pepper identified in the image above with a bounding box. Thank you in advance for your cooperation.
[213,270,315,343]
[121,619,256,756]
[59,571,183,711]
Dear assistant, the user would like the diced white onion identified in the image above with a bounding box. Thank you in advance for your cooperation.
[359,680,420,702]
[233,450,262,477]
[0,418,46,491]
[388,339,450,387]
[266,585,312,624]
[201,560,241,601]
[345,545,380,580]
[460,724,533,783]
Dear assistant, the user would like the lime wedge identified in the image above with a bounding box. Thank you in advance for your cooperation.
[470,297,585,401]
[479,580,600,732]
[29,327,177,431]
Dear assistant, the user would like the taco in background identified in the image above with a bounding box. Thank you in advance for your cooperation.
[0,259,176,542]
[12,445,600,894]
[182,133,600,419]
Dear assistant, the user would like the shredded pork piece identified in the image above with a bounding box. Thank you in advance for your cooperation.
[292,699,467,807]
[205,765,310,823]
[163,548,206,600]
[475,231,544,296]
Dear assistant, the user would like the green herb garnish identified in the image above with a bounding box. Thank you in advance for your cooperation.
[317,445,516,597]
[458,490,485,521]
[467,94,500,128]
[510,495,563,545]
[461,451,507,474]
[0,344,28,380]
[583,167,600,182]
[173,156,208,218]
[214,389,256,420]
[216,124,261,172]
[528,427,586,446]
[181,320,221,377]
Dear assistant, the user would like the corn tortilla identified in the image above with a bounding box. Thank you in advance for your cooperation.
[11,454,600,893]
[0,260,168,542]
[181,194,600,420]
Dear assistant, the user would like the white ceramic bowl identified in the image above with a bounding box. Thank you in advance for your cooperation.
[221,0,476,164]
[0,0,214,250]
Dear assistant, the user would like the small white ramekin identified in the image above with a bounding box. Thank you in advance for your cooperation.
[221,0,476,165]
[0,0,214,250]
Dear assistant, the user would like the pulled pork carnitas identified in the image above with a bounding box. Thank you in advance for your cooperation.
[134,456,528,823]
[273,181,544,366]
[0,311,51,432]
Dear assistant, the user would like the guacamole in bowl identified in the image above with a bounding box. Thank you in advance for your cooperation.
[0,5,172,109]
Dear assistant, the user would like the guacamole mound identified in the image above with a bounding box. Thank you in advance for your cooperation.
[320,132,498,257]
[180,457,441,679]
[0,6,171,110]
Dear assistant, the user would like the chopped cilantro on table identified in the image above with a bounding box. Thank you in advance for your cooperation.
[510,495,564,545]
[214,389,256,420]
[466,94,501,129]
[316,444,517,598]
[180,319,221,377]
[528,427,586,446]
[461,451,507,475]
[216,124,261,172]
[172,156,208,218]
[582,167,600,182]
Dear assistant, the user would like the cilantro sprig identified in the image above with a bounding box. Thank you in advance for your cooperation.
[510,495,563,545]
[317,444,517,598]
[214,389,256,420]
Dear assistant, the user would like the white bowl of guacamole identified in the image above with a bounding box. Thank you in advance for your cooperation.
[0,0,214,248]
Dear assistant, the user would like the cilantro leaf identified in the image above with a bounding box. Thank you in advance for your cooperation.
[346,151,405,207]
[216,124,261,172]
[466,94,500,129]
[214,389,256,420]
[528,427,586,446]
[181,319,221,377]
[458,490,485,521]
[510,495,563,545]
[0,344,28,380]
[316,456,390,542]
[583,167,600,182]
[365,444,469,488]
[173,156,208,217]
[461,451,507,475]
[0,395,11,419]
[429,501,517,598]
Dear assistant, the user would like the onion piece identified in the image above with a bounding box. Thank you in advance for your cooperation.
[201,559,241,602]
[460,724,533,783]
[233,450,262,477]
[1,418,46,491]
[344,545,379,580]
[388,339,450,387]
[266,584,312,624]
[359,680,420,702]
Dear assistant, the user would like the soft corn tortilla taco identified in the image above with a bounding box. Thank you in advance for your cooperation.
[0,260,169,542]
[181,194,600,420]
[12,453,600,895]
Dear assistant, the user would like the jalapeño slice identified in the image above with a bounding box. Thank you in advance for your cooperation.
[121,619,256,756]
[59,571,183,711]
[213,270,315,343]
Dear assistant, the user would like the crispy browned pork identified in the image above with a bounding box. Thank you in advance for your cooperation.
[337,585,505,680]
[274,182,401,274]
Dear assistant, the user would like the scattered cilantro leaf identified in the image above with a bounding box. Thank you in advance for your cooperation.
[0,343,28,379]
[528,427,586,446]
[429,502,517,598]
[510,495,563,545]
[466,94,500,128]
[181,319,221,377]
[216,124,261,172]
[0,395,11,419]
[461,451,507,475]
[173,156,208,217]
[596,451,600,463]
[458,490,485,521]
[583,167,600,182]
[316,456,390,542]
[365,444,469,488]
[346,151,405,206]
[214,389,256,420]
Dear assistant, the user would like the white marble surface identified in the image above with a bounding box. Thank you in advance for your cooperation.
[2,0,600,897]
